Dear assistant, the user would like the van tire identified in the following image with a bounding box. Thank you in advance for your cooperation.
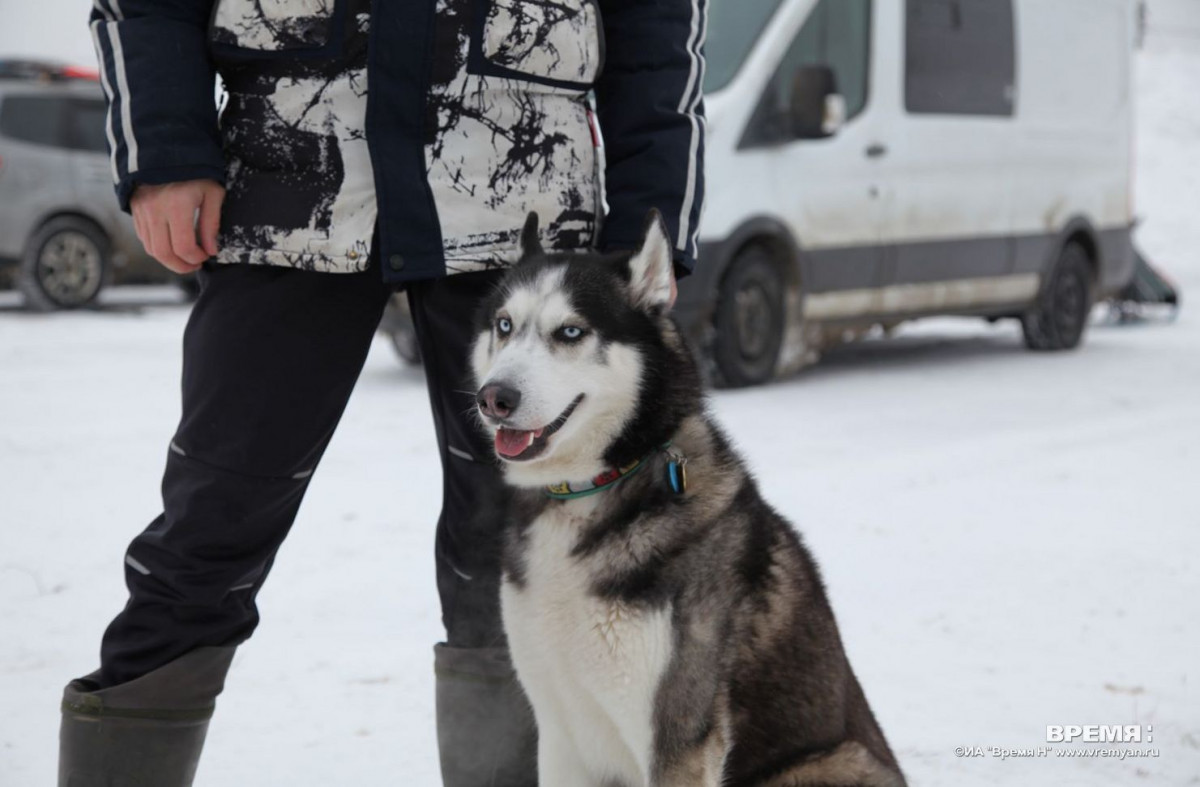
[177,274,202,301]
[1022,242,1093,351]
[713,246,786,387]
[19,217,110,311]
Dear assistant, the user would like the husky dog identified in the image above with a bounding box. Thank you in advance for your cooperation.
[470,211,906,787]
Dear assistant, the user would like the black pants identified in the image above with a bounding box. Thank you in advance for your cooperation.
[95,261,509,687]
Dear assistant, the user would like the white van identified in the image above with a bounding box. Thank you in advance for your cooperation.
[675,0,1137,386]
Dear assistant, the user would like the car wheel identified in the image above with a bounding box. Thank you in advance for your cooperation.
[713,246,786,388]
[18,217,110,311]
[1022,242,1094,351]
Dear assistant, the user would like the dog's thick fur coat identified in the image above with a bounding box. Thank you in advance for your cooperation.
[471,213,906,787]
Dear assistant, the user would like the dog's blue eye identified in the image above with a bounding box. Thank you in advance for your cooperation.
[557,325,585,342]
[497,317,513,336]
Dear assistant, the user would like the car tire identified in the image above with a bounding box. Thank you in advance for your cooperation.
[18,217,110,311]
[713,246,786,388]
[1022,242,1094,351]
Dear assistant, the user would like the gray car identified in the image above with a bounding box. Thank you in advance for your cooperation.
[0,64,170,310]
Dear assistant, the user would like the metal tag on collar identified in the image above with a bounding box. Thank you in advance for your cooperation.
[664,447,688,495]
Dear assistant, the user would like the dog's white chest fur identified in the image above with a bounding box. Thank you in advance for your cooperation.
[502,502,673,787]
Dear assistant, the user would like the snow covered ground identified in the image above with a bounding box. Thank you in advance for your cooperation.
[3,3,1199,787]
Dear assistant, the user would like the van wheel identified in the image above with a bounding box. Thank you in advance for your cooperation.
[713,246,786,387]
[19,217,109,311]
[1022,242,1093,351]
[381,294,422,366]
[177,274,202,301]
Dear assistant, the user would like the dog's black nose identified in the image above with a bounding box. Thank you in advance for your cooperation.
[477,383,522,420]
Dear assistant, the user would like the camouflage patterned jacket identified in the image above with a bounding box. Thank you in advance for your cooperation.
[88,0,707,284]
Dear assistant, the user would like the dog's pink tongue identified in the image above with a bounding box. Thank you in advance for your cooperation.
[495,428,535,458]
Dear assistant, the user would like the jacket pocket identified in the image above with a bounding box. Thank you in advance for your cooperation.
[473,0,604,90]
[210,0,343,56]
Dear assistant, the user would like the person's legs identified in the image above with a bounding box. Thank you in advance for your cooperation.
[60,261,391,786]
[406,271,538,787]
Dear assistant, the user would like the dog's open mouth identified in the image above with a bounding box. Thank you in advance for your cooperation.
[494,394,584,462]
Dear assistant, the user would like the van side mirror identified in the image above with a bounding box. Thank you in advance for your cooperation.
[789,65,845,139]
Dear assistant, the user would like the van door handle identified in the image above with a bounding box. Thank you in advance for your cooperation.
[865,143,888,158]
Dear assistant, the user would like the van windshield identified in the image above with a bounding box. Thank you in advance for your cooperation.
[703,0,787,94]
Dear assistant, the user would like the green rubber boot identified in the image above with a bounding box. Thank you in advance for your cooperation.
[58,646,237,787]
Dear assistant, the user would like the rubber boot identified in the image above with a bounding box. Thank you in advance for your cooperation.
[58,645,237,787]
[434,644,538,787]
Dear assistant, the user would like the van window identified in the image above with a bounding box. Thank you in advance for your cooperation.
[703,0,787,94]
[905,0,1015,116]
[0,95,68,147]
[741,0,872,147]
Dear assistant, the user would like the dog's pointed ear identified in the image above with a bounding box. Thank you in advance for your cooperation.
[517,212,543,262]
[627,209,674,312]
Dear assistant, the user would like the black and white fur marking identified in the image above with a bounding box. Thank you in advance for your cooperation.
[471,211,906,787]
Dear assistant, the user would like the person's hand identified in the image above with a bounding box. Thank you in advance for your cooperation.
[130,180,225,274]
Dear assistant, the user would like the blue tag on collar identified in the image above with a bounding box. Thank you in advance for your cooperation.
[665,451,688,495]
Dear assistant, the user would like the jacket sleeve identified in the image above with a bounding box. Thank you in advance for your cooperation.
[89,0,224,211]
[594,0,707,275]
